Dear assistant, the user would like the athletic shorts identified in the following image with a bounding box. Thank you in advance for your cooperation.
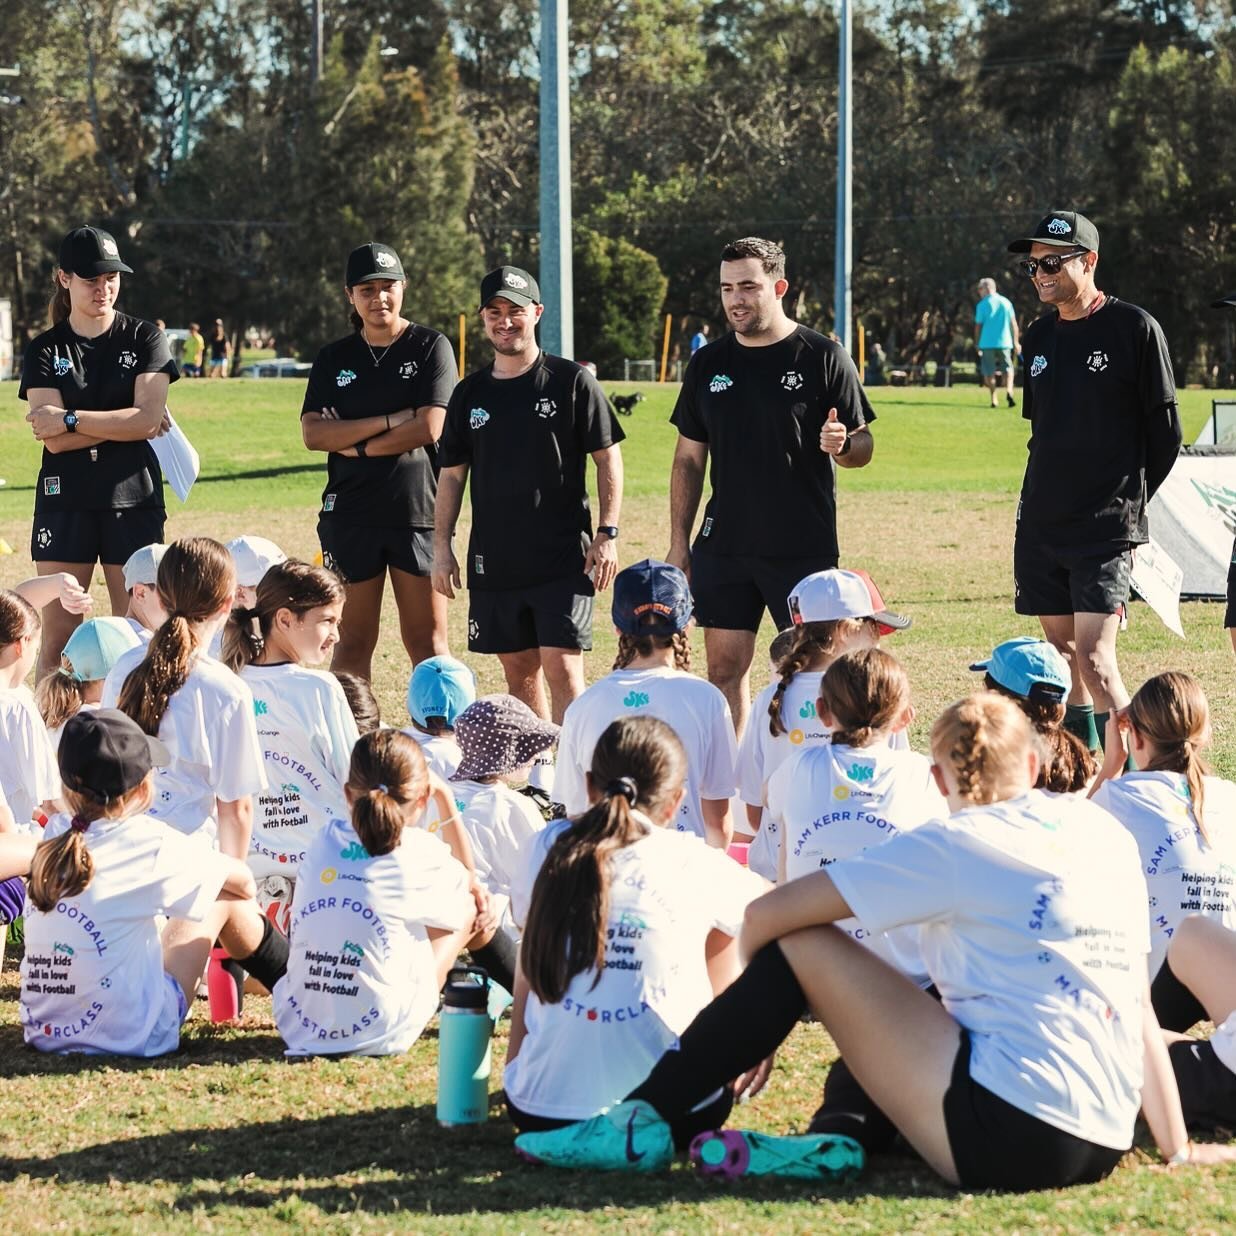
[979,349,1013,379]
[691,549,838,633]
[1151,957,1207,1033]
[1225,540,1236,629]
[31,507,166,567]
[317,519,433,583]
[1169,1037,1236,1130]
[1014,529,1133,617]
[468,574,594,655]
[943,1031,1125,1191]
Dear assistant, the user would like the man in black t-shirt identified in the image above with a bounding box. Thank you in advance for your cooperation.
[434,267,625,723]
[1009,210,1182,750]
[667,236,874,735]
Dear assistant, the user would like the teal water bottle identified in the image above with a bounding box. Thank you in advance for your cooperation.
[437,965,492,1126]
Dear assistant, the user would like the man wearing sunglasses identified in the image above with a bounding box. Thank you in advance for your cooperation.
[1008,210,1181,753]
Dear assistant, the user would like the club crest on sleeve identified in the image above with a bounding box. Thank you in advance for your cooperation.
[1029,354,1048,378]
[336,369,357,388]
[709,374,733,394]
[399,360,418,380]
[53,356,72,377]
[1086,350,1109,373]
[781,370,804,391]
[118,351,137,369]
[470,407,490,429]
[535,397,556,419]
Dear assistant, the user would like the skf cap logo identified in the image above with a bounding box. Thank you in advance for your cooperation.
[375,250,396,268]
[1046,218,1071,236]
[101,236,120,257]
[1029,354,1048,378]
[504,271,529,289]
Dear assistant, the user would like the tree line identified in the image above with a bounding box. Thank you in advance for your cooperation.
[1,0,1233,381]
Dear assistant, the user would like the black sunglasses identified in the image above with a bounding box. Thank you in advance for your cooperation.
[1017,249,1089,278]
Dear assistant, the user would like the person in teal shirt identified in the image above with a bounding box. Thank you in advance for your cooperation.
[973,278,1020,408]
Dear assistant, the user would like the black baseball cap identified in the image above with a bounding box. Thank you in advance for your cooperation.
[58,225,133,276]
[58,708,170,803]
[612,559,693,636]
[345,242,406,285]
[479,266,541,310]
[1212,292,1236,310]
[1007,211,1100,254]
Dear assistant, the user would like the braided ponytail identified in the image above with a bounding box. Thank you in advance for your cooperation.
[768,618,874,737]
[930,693,1034,806]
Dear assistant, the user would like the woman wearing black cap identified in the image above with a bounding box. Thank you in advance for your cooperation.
[301,242,458,678]
[20,225,178,678]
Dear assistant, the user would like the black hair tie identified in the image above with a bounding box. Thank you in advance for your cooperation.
[70,816,90,834]
[605,776,638,805]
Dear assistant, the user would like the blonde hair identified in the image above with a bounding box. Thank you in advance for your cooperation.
[613,627,691,673]
[35,667,89,732]
[1126,671,1211,842]
[768,618,876,736]
[930,693,1034,806]
[819,648,909,748]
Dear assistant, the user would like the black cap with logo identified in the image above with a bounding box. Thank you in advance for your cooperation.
[1212,293,1236,310]
[479,266,541,310]
[58,708,170,803]
[1007,211,1100,254]
[345,242,407,286]
[58,225,134,277]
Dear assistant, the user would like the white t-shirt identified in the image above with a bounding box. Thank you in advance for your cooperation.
[456,780,546,904]
[48,700,102,754]
[1093,772,1236,980]
[0,685,61,832]
[103,648,267,841]
[828,791,1150,1150]
[767,742,943,979]
[504,818,766,1120]
[272,815,474,1056]
[125,617,154,645]
[241,664,358,877]
[401,727,462,781]
[20,812,232,1056]
[556,667,738,841]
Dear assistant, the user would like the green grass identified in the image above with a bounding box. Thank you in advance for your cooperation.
[2,379,1236,1232]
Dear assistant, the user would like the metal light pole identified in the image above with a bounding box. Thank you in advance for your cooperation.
[539,0,574,358]
[833,0,852,353]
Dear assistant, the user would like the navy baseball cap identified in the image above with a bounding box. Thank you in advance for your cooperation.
[58,225,133,276]
[1007,211,1100,254]
[407,655,476,728]
[613,559,693,636]
[346,242,406,285]
[970,637,1069,702]
[480,266,541,310]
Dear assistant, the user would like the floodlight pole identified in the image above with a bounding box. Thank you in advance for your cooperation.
[539,0,574,358]
[833,0,852,353]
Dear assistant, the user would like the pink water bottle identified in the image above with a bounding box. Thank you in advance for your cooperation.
[207,947,240,1021]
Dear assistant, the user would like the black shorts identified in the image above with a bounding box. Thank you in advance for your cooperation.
[691,548,837,633]
[1014,529,1132,617]
[943,1031,1125,1191]
[1151,957,1207,1033]
[317,519,433,583]
[30,507,165,567]
[1169,1037,1236,1130]
[468,574,594,654]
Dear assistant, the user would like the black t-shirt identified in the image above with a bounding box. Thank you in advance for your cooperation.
[670,325,874,559]
[19,312,178,512]
[1019,298,1178,547]
[438,352,625,590]
[301,325,457,528]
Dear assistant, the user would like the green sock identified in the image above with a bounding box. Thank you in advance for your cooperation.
[1094,711,1109,753]
[1065,704,1100,752]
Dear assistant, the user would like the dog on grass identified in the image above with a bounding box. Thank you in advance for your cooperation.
[608,392,646,417]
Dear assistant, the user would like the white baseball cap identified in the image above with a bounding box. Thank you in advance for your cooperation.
[786,568,910,631]
[122,543,168,591]
[226,535,287,588]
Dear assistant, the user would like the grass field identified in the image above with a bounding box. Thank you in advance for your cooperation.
[2,378,1236,1232]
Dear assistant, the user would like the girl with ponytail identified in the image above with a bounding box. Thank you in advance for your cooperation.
[504,715,767,1147]
[272,729,481,1057]
[36,617,140,748]
[1091,671,1236,1031]
[105,538,266,859]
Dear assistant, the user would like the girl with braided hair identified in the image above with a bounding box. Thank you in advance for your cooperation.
[516,692,1236,1188]
[505,715,767,1146]
[556,561,737,848]
[1091,671,1236,1031]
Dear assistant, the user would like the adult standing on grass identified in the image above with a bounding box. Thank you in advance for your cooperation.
[207,319,231,379]
[1009,210,1180,751]
[1214,291,1236,652]
[301,242,457,679]
[182,322,205,378]
[19,225,177,679]
[973,277,1019,408]
[666,237,874,736]
[433,266,625,724]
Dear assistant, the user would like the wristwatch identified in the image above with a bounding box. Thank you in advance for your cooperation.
[596,525,619,540]
[63,410,78,434]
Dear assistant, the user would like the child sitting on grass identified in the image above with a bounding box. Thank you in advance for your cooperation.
[36,617,141,750]
[402,654,475,780]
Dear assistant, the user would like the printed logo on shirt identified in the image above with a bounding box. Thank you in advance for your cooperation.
[535,397,556,419]
[322,493,337,512]
[320,867,337,884]
[468,618,480,642]
[623,691,650,709]
[43,477,61,497]
[799,700,816,719]
[118,350,137,369]
[470,407,490,429]
[1046,218,1071,236]
[1038,951,1052,964]
[504,271,529,290]
[833,785,850,801]
[847,761,875,783]
[340,841,369,861]
[376,250,397,269]
[700,516,715,539]
[341,939,365,958]
[322,550,339,573]
[1029,354,1047,378]
[53,356,72,377]
[53,941,74,958]
[399,360,418,380]
[475,554,485,575]
[254,699,269,717]
[336,369,358,388]
[709,374,734,394]
[781,370,804,391]
[1086,350,1109,373]
[36,526,53,549]
[789,728,805,745]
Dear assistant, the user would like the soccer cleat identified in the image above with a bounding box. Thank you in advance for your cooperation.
[689,1128,865,1181]
[514,1100,675,1172]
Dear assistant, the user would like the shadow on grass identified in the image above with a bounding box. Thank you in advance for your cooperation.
[0,1095,957,1214]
